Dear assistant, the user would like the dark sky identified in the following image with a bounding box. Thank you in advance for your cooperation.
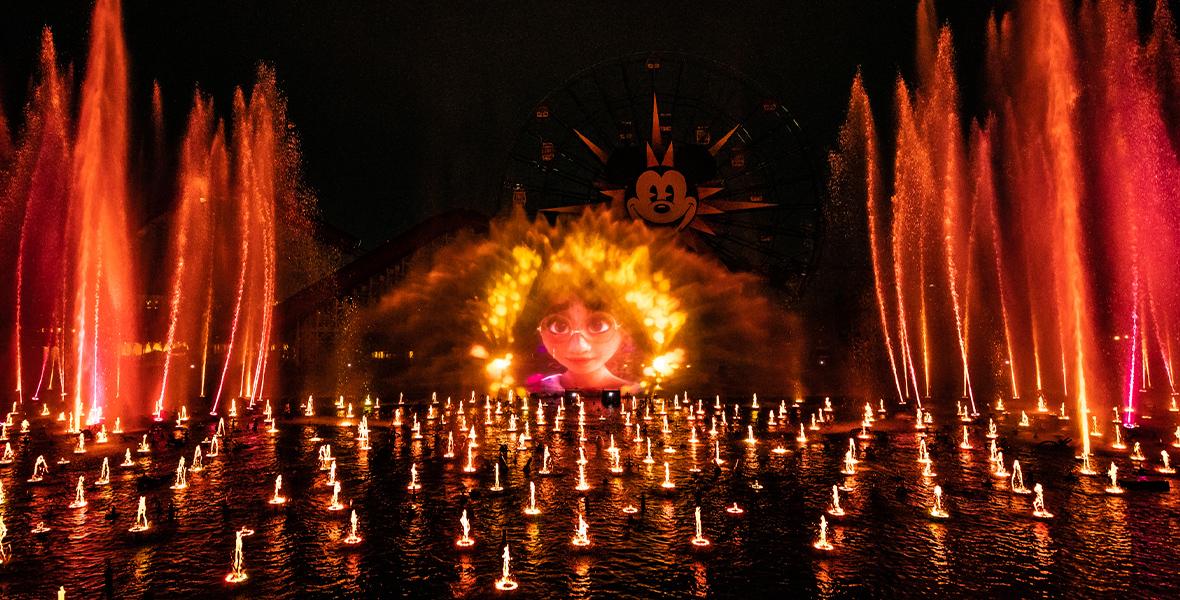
[0,0,1002,249]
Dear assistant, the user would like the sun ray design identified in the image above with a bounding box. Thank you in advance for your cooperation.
[540,94,772,235]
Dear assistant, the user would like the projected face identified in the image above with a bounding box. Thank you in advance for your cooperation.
[538,298,625,389]
[626,168,698,230]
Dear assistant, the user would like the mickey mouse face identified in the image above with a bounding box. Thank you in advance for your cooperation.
[627,167,698,228]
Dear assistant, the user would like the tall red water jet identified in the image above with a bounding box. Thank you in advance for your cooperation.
[70,0,139,425]
[11,30,72,408]
[212,69,285,414]
[973,122,1019,400]
[890,79,930,403]
[921,27,976,413]
[831,74,907,405]
[835,0,1180,446]
[156,93,221,412]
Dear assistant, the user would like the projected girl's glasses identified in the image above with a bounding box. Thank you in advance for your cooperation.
[538,312,619,342]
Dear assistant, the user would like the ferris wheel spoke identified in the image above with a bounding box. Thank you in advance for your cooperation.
[562,87,615,159]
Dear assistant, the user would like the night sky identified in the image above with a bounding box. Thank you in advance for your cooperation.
[1,0,1002,250]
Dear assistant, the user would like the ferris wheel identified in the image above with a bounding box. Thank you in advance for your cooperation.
[499,52,824,304]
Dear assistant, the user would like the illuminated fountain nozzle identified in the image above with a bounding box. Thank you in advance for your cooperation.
[170,457,187,490]
[572,513,591,546]
[1130,443,1145,462]
[1032,483,1053,518]
[68,476,87,508]
[524,481,540,515]
[841,450,857,476]
[120,449,135,467]
[1159,451,1176,475]
[28,455,48,482]
[129,496,150,532]
[464,445,477,473]
[813,515,834,551]
[137,435,150,454]
[828,485,845,517]
[575,464,590,491]
[691,506,709,546]
[1011,461,1031,494]
[408,463,422,491]
[97,458,110,485]
[958,403,972,423]
[796,424,807,443]
[992,452,1009,477]
[1111,425,1126,450]
[1105,463,1123,494]
[857,423,871,440]
[329,482,344,511]
[1079,453,1098,476]
[269,475,287,504]
[491,463,504,492]
[495,544,519,591]
[343,509,362,544]
[929,485,949,518]
[457,509,475,546]
[661,462,675,489]
[225,528,248,583]
[727,502,744,515]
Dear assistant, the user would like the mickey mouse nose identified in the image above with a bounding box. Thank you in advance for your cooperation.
[653,203,671,214]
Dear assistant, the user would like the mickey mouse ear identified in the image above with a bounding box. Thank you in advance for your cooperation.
[604,146,647,187]
[674,145,717,183]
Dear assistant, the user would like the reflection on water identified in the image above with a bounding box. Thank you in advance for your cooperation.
[0,398,1177,598]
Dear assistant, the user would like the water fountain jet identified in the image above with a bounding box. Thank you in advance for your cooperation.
[691,506,709,546]
[457,509,475,547]
[269,475,286,504]
[171,458,187,490]
[1032,483,1053,518]
[494,545,518,590]
[813,515,834,551]
[68,476,87,508]
[225,528,247,582]
[343,509,362,544]
[929,485,949,518]
[129,496,149,532]
[1105,463,1123,494]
